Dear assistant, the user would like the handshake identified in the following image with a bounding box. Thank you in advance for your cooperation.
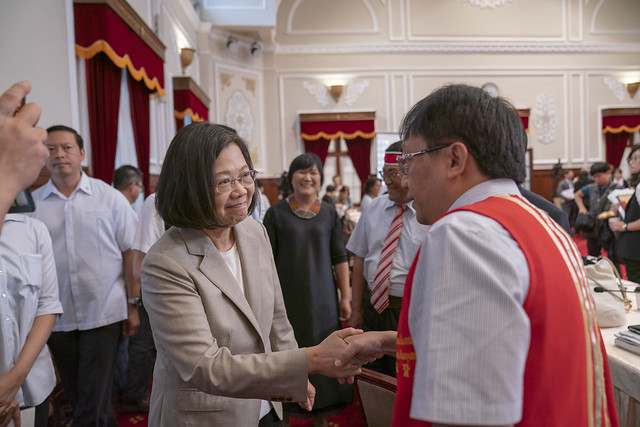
[306,328,396,383]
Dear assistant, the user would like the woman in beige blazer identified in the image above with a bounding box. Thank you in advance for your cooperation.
[141,123,365,426]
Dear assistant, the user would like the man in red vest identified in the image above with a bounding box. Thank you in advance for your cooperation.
[336,84,618,427]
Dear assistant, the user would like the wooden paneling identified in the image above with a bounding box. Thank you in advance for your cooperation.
[531,168,582,201]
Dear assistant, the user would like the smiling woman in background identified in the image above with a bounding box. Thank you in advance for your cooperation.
[141,124,364,427]
[264,153,352,427]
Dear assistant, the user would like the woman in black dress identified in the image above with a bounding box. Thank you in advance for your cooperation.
[264,153,352,427]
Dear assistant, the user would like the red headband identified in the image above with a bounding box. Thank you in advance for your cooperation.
[384,152,401,165]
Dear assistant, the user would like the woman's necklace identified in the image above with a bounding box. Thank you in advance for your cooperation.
[286,195,321,219]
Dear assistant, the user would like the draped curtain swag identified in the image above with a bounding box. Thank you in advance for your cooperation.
[602,109,640,168]
[300,112,376,189]
[74,2,165,96]
[173,77,210,132]
[74,0,165,187]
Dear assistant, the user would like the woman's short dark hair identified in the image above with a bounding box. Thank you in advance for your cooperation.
[399,83,526,183]
[156,123,258,229]
[287,153,324,193]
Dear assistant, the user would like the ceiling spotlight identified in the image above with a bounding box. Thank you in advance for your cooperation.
[226,36,239,53]
[250,41,262,57]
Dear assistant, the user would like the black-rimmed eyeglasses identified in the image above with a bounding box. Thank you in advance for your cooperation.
[397,143,453,174]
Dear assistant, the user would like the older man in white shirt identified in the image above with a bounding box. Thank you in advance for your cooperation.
[31,125,138,427]
[346,141,428,376]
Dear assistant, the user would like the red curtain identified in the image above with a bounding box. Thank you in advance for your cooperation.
[86,52,121,184]
[605,132,631,168]
[128,73,151,197]
[602,114,640,168]
[74,3,165,96]
[304,138,331,165]
[174,89,209,132]
[345,136,372,196]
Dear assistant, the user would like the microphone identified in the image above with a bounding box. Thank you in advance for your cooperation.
[593,286,640,293]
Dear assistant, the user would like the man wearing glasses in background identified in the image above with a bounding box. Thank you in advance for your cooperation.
[346,141,427,377]
[337,84,617,427]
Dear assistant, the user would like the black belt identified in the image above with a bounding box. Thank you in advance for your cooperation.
[388,295,403,309]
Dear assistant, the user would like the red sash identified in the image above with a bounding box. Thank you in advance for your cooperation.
[392,195,618,427]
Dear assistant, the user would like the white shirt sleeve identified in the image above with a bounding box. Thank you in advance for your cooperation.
[134,194,165,253]
[408,210,530,425]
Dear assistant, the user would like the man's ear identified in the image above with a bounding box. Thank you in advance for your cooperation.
[446,142,469,179]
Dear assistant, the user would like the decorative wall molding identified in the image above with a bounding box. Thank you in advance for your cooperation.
[603,77,627,102]
[302,81,331,107]
[275,43,640,55]
[225,90,254,142]
[462,0,513,10]
[591,0,640,35]
[532,93,558,145]
[286,0,379,35]
[344,80,370,106]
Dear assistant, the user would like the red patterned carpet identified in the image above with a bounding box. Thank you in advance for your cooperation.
[116,392,366,427]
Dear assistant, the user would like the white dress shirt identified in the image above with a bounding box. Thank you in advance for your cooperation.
[133,193,165,254]
[31,173,138,331]
[409,179,530,425]
[0,214,63,406]
[346,194,428,297]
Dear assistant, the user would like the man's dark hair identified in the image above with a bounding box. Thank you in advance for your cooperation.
[113,165,143,190]
[287,153,324,193]
[399,84,526,183]
[46,125,84,150]
[155,123,257,229]
[326,185,336,192]
[364,177,380,195]
[386,140,403,153]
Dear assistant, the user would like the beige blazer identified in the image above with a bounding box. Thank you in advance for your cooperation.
[142,218,308,426]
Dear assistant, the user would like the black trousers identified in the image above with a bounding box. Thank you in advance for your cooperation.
[258,408,282,427]
[48,322,120,427]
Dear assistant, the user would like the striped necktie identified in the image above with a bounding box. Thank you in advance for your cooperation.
[371,204,405,313]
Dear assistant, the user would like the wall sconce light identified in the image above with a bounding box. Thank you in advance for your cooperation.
[328,85,343,102]
[180,47,195,75]
[250,41,262,57]
[226,36,239,53]
[627,82,640,99]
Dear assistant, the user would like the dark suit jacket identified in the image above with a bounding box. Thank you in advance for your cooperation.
[519,186,571,234]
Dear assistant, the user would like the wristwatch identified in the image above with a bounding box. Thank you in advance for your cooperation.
[623,223,628,232]
[127,296,142,307]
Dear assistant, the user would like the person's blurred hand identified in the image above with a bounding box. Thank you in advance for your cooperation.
[0,81,48,203]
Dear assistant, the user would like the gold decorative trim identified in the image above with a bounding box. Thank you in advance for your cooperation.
[174,108,205,122]
[301,130,376,141]
[74,0,165,60]
[76,41,165,96]
[601,125,640,134]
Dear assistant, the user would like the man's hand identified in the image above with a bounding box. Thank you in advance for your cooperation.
[347,306,362,329]
[334,331,397,383]
[307,328,368,379]
[339,298,351,323]
[0,374,20,424]
[0,400,19,427]
[297,380,315,412]
[0,82,48,202]
[122,304,140,338]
